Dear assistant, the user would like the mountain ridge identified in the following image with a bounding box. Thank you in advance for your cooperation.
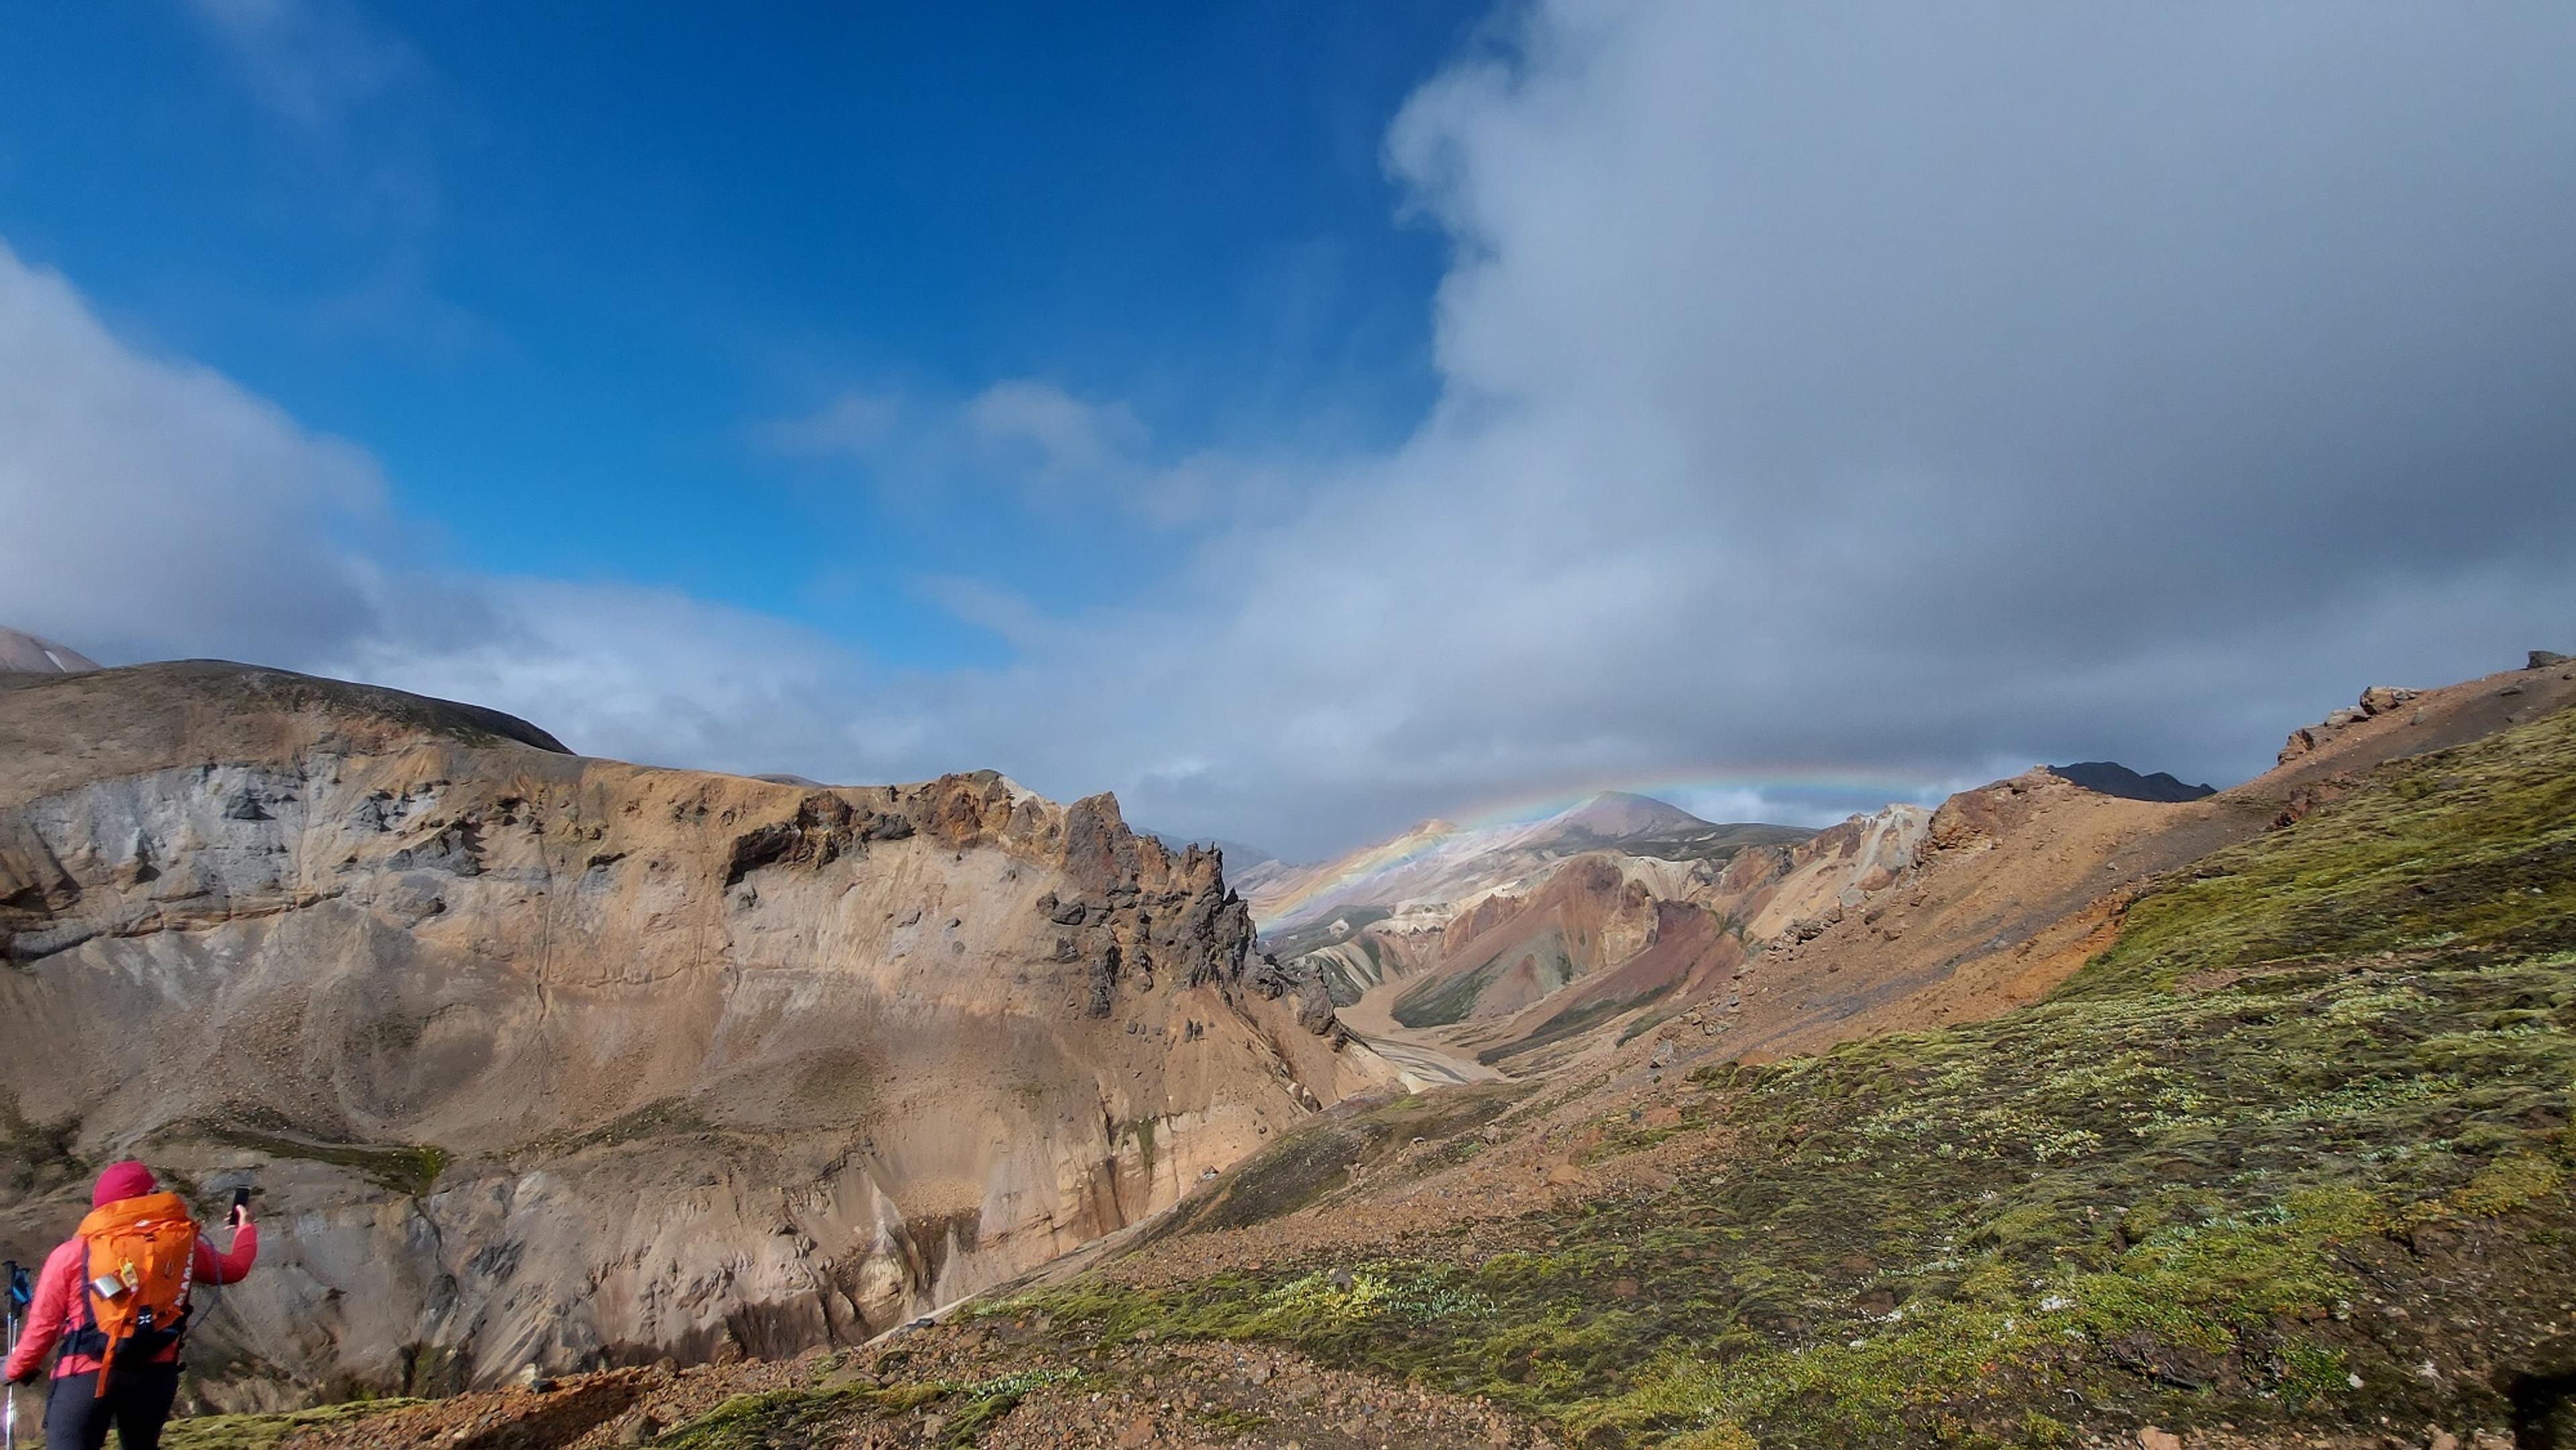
[2045,759,2217,802]
[176,650,2576,1449]
[0,654,1393,1407]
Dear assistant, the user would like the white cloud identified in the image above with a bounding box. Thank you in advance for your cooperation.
[317,578,918,784]
[965,380,1142,479]
[15,3,2576,860]
[758,391,902,459]
[0,240,388,665]
[0,243,903,786]
[763,380,1238,528]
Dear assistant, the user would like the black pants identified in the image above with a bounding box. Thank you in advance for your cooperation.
[42,1363,181,1450]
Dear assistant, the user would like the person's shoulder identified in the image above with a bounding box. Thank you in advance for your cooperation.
[44,1236,85,1270]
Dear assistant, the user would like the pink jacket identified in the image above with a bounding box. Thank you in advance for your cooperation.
[4,1223,258,1381]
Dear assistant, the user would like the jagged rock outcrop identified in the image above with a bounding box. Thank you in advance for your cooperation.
[2278,682,2424,763]
[0,661,1391,1408]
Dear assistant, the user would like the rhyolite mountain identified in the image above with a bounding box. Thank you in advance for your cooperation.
[1242,791,1812,935]
[0,655,1392,1408]
[0,625,99,676]
[1244,790,1917,1076]
[171,651,2576,1450]
[11,636,2576,1450]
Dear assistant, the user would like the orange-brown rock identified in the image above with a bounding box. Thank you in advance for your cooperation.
[0,662,1393,1404]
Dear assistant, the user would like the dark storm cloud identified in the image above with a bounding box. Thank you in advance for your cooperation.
[964,1,2576,853]
[1206,2,2576,844]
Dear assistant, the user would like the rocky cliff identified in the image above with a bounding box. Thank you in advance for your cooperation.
[0,661,1391,1408]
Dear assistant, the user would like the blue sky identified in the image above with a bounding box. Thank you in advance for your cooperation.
[2,3,1472,665]
[5,3,2573,858]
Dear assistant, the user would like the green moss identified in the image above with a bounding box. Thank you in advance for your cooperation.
[196,1129,447,1197]
[1194,1404,1274,1433]
[940,1367,1079,1445]
[652,1385,886,1450]
[162,1398,425,1450]
[1394,955,1514,1029]
[2065,705,2576,999]
[1011,706,2576,1447]
[652,1368,1078,1450]
[548,1095,716,1156]
[1138,1082,1531,1239]
[1487,987,1661,1066]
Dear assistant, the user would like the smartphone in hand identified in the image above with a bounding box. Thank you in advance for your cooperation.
[229,1186,251,1229]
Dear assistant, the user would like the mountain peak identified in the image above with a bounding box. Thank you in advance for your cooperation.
[0,626,99,676]
[2045,761,2216,803]
[1541,790,1715,841]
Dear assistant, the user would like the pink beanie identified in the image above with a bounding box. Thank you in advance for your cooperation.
[91,1161,157,1207]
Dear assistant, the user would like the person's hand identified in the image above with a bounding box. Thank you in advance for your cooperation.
[6,1366,40,1386]
[227,1203,251,1231]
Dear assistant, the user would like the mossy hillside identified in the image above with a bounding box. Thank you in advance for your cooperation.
[1014,706,2576,1446]
[1138,1081,1532,1240]
[198,1128,449,1198]
[160,1398,425,1450]
[653,1368,1077,1450]
[2067,702,2576,999]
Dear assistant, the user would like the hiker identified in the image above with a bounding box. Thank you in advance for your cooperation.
[1,1162,258,1450]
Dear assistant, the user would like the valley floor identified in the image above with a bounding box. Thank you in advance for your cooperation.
[1334,985,1507,1089]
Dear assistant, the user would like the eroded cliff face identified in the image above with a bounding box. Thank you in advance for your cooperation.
[0,663,1389,1407]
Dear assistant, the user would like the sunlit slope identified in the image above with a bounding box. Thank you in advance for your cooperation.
[1011,702,2576,1447]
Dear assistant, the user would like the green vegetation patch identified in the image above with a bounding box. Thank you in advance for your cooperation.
[653,1368,1078,1450]
[1016,706,2576,1447]
[1397,940,1578,1030]
[1142,1082,1533,1239]
[548,1095,716,1156]
[163,1398,425,1450]
[2067,704,2576,999]
[1394,954,1513,1029]
[195,1127,449,1198]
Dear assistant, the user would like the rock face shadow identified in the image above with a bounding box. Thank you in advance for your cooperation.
[2504,1365,2576,1449]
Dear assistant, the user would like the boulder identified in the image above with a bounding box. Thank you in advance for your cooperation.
[2532,649,2571,669]
[2277,726,2320,765]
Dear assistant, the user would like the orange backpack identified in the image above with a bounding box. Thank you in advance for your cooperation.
[69,1191,199,1391]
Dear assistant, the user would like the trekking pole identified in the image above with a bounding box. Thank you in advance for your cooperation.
[4,1258,25,1450]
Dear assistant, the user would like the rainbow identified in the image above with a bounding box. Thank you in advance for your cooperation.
[1248,767,1957,928]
